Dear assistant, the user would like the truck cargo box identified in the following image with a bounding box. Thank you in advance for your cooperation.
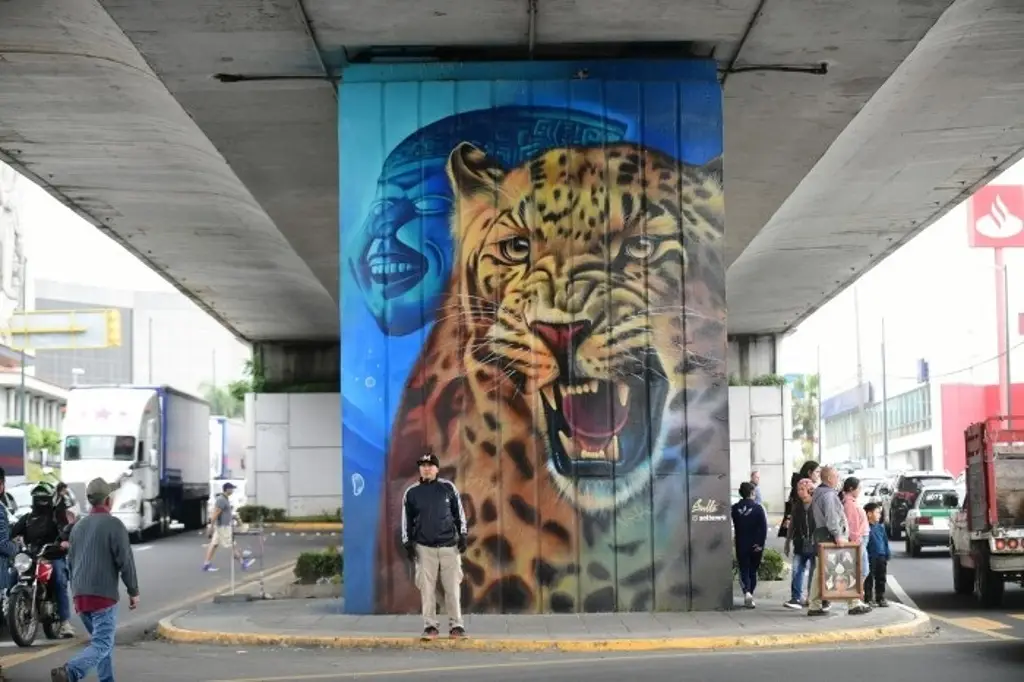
[964,419,1024,531]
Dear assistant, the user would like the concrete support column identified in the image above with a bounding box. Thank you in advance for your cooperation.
[727,334,780,382]
[253,341,340,392]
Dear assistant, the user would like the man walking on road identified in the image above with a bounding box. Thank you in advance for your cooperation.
[203,481,255,573]
[51,478,140,682]
[402,450,468,640]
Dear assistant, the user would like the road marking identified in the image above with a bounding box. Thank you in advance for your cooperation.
[926,614,1018,641]
[135,545,153,552]
[0,560,295,670]
[887,575,1018,641]
[1011,614,1024,621]
[886,575,919,610]
[205,638,999,682]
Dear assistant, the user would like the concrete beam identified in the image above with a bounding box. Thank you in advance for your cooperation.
[254,341,340,392]
[727,334,779,382]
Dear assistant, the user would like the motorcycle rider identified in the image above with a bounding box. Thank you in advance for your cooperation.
[11,482,75,638]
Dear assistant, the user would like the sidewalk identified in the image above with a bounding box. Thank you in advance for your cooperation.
[158,590,931,652]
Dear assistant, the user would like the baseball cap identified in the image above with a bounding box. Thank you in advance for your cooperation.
[86,478,114,504]
[222,482,236,492]
[417,451,440,467]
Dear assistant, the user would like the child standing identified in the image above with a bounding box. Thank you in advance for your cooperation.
[863,502,891,606]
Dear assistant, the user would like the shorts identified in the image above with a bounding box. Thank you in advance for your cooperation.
[213,526,234,549]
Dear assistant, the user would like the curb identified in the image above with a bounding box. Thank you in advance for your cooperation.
[258,522,342,532]
[157,604,932,653]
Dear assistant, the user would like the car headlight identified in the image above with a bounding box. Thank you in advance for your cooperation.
[118,499,138,512]
[13,553,32,574]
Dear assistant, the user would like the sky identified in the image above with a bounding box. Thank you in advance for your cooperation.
[780,156,1024,400]
[18,178,175,291]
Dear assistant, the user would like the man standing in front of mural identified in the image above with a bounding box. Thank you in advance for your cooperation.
[402,450,467,640]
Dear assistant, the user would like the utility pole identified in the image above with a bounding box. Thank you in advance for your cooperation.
[880,318,890,470]
[816,344,823,461]
[853,286,871,465]
[148,316,154,384]
[17,254,27,426]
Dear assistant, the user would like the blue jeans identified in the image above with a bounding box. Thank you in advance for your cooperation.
[50,558,71,621]
[791,552,816,602]
[66,605,117,682]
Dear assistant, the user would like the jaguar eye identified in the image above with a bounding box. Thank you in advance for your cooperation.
[624,236,656,259]
[498,237,530,263]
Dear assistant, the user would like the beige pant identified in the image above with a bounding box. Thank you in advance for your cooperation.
[213,526,233,549]
[414,544,463,629]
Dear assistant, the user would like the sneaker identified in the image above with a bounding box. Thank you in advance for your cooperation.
[876,598,890,608]
[241,557,255,571]
[50,666,70,682]
[783,599,803,610]
[58,620,75,638]
[421,626,439,641]
[807,609,829,617]
[822,600,832,611]
[449,626,467,639]
[743,592,755,609]
[848,604,872,616]
[202,563,219,572]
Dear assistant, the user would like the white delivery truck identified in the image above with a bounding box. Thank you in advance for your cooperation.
[209,416,245,480]
[61,385,211,541]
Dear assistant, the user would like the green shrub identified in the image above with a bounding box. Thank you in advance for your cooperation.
[294,546,343,584]
[732,547,787,582]
[237,505,269,524]
[758,548,786,580]
[267,508,287,522]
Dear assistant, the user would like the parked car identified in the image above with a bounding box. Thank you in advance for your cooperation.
[881,470,956,540]
[905,485,960,557]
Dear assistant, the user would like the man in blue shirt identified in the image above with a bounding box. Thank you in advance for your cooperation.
[732,481,768,608]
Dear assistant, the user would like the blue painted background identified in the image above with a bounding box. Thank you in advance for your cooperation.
[340,60,725,613]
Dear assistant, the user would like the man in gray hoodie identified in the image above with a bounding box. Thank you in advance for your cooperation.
[807,466,871,617]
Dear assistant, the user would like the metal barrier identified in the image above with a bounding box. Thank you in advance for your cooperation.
[214,519,268,603]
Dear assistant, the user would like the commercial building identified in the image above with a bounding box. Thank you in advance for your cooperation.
[0,163,64,432]
[32,280,249,393]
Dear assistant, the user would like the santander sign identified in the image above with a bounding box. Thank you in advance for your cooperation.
[968,184,1024,248]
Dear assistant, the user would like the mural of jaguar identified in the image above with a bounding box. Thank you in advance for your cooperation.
[375,140,726,614]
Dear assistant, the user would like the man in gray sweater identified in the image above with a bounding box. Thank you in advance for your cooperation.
[807,466,871,617]
[51,478,140,682]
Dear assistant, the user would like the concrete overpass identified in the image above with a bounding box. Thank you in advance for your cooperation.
[2,0,1024,383]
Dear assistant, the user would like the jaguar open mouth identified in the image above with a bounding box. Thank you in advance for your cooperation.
[538,359,669,478]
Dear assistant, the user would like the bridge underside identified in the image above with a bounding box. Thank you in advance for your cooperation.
[1,0,1023,342]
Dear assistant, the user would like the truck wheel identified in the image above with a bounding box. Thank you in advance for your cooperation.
[975,554,1005,608]
[951,550,974,594]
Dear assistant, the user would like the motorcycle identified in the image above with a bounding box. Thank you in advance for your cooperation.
[5,542,63,646]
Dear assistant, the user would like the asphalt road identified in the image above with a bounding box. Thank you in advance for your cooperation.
[0,527,338,671]
[4,635,1023,681]
[884,538,1024,639]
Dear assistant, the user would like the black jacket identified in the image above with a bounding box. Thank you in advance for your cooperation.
[402,478,467,548]
[731,498,767,553]
[12,505,71,559]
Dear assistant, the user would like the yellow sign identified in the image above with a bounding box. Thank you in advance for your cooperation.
[6,308,123,350]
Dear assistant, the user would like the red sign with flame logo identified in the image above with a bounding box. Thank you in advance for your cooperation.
[967,184,1024,248]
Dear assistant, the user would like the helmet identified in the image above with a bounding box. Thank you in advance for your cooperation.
[31,481,55,505]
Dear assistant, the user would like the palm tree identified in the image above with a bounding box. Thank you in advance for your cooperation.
[199,383,244,418]
[791,374,820,459]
